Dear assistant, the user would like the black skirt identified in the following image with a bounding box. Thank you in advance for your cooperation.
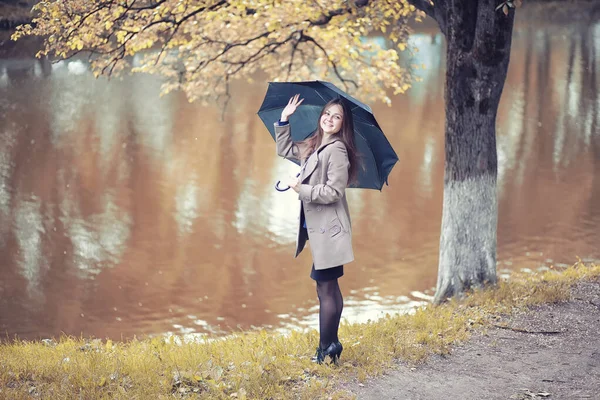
[310,264,344,281]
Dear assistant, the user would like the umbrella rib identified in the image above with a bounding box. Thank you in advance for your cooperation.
[315,91,328,103]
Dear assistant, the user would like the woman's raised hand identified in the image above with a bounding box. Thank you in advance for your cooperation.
[280,94,304,122]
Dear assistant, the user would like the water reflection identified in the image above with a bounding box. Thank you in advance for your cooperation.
[0,16,599,341]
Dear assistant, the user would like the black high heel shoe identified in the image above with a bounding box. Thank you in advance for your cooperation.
[312,341,343,364]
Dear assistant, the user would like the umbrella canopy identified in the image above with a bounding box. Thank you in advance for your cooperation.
[257,81,398,190]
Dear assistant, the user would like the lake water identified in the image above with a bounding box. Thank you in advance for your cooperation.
[0,10,599,341]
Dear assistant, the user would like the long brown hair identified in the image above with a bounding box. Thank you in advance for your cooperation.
[301,98,361,185]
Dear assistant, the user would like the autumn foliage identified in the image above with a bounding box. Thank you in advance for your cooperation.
[13,0,422,104]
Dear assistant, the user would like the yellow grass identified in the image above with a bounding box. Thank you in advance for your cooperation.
[1,261,598,400]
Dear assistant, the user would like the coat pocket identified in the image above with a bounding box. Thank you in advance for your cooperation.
[329,223,342,237]
[327,208,343,237]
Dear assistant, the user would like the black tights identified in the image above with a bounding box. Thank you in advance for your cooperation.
[316,279,343,349]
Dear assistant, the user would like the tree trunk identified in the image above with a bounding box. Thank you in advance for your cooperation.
[433,0,515,304]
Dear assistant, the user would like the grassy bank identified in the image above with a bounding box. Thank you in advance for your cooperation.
[1,262,599,400]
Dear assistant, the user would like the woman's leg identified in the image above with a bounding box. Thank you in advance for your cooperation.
[316,278,343,349]
[333,279,343,343]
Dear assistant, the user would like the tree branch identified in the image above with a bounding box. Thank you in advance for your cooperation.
[407,0,447,35]
[309,0,369,26]
[129,0,168,11]
[286,38,301,81]
[492,324,562,335]
[64,1,112,42]
[302,34,358,91]
[191,29,277,74]
[34,0,393,103]
[226,34,296,72]
[407,0,435,19]
[151,1,227,65]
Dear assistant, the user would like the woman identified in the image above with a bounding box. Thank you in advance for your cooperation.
[275,94,359,364]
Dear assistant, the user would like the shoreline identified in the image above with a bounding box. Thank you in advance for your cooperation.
[1,262,598,399]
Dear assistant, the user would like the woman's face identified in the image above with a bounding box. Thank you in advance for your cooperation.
[320,104,344,135]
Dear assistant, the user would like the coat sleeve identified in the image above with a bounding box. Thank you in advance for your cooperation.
[275,122,308,163]
[298,142,349,205]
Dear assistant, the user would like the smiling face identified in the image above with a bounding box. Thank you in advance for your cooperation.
[320,104,344,135]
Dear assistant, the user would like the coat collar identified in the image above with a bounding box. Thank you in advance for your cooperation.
[300,136,341,183]
[317,134,340,151]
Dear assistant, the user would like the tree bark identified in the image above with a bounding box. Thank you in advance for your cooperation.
[433,0,515,303]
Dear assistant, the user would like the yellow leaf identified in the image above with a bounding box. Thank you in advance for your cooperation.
[116,31,127,43]
[98,377,107,387]
[105,21,113,30]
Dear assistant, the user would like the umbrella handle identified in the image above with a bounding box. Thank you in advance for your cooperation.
[275,172,301,192]
[275,181,290,192]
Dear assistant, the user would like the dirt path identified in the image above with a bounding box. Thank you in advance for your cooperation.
[343,280,600,400]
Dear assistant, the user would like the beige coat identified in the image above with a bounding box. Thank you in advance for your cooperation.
[275,123,354,270]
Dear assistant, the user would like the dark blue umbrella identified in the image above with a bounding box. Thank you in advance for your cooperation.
[257,80,398,191]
